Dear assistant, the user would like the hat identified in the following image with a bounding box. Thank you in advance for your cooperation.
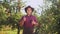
[25,6,34,13]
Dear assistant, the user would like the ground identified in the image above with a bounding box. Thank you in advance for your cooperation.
[0,29,23,34]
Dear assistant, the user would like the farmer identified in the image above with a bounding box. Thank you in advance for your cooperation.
[19,6,38,34]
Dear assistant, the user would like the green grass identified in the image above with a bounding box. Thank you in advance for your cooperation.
[0,29,23,34]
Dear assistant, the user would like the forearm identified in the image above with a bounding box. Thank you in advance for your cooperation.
[19,20,24,27]
[32,22,38,27]
[34,23,38,27]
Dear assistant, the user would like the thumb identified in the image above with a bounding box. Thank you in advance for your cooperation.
[32,20,34,22]
[24,16,26,19]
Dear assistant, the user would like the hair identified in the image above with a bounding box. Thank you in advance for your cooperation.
[25,6,34,13]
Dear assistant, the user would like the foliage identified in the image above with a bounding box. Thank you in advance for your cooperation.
[0,0,24,30]
[0,0,60,34]
[37,0,60,34]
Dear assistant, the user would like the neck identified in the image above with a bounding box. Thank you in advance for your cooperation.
[27,14,32,16]
[27,15,30,16]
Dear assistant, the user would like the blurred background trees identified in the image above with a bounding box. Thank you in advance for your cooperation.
[0,0,60,34]
[38,0,60,34]
[0,0,25,30]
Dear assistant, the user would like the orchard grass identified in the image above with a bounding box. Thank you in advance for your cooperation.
[0,29,23,34]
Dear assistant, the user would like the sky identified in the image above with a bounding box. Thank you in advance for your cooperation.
[22,0,44,8]
[0,0,44,15]
[21,0,44,15]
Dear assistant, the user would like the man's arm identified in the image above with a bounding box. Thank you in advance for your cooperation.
[32,17,38,26]
[19,20,24,27]
[32,20,38,26]
[19,16,26,27]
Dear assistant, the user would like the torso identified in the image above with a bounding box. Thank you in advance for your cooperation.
[23,15,36,28]
[22,15,37,34]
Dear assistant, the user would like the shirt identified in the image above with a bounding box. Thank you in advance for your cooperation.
[20,15,37,28]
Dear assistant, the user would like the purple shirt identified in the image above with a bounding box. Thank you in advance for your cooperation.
[20,15,37,34]
[20,15,37,28]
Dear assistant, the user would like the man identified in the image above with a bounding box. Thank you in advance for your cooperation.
[19,6,38,34]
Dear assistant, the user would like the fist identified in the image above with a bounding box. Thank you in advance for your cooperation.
[32,20,36,25]
[23,17,26,22]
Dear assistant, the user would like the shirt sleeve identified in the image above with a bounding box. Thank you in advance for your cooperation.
[34,16,38,23]
[19,16,24,22]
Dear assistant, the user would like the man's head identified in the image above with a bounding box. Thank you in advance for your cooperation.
[25,6,34,15]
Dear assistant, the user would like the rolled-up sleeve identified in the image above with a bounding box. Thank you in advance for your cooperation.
[34,16,38,23]
[19,16,24,22]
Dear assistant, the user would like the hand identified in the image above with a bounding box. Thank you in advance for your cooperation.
[20,17,26,27]
[32,20,36,25]
[23,17,26,22]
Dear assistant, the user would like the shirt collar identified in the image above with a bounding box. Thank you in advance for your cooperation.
[26,15,32,17]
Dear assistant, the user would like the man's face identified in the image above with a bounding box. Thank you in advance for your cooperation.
[27,8,32,15]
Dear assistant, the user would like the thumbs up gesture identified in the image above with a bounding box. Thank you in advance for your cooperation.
[23,17,26,22]
[19,17,26,27]
[32,20,38,26]
[32,20,36,25]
